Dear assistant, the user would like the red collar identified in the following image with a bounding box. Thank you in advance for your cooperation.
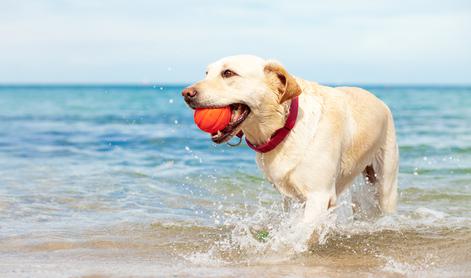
[237,96,299,153]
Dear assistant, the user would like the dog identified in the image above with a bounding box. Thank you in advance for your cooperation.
[182,55,398,225]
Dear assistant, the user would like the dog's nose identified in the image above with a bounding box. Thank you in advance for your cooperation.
[182,87,198,99]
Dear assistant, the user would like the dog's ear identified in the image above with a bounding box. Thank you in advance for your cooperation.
[264,61,301,103]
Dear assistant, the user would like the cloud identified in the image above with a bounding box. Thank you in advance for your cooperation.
[0,0,470,84]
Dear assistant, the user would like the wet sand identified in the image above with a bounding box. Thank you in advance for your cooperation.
[1,219,470,277]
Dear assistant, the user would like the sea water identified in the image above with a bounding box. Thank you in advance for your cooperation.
[0,85,470,277]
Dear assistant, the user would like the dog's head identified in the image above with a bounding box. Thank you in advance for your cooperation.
[182,55,301,144]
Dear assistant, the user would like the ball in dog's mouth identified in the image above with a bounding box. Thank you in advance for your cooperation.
[211,104,250,144]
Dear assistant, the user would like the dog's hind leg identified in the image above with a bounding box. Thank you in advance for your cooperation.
[369,118,399,213]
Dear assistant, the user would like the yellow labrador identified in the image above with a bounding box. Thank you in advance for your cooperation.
[182,55,398,225]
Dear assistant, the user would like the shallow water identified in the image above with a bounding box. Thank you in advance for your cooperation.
[0,85,470,277]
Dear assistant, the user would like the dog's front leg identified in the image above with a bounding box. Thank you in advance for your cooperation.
[302,190,332,225]
[294,160,338,225]
[284,189,334,251]
[282,196,294,213]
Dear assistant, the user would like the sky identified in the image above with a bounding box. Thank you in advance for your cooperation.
[0,0,470,85]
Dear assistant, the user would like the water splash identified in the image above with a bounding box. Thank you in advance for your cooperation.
[185,177,377,264]
[184,174,470,272]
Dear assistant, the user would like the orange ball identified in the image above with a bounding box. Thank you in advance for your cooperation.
[194,106,232,134]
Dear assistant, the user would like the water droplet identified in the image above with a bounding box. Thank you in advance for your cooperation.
[413,168,419,176]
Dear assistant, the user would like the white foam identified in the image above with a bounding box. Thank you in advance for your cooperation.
[381,255,417,275]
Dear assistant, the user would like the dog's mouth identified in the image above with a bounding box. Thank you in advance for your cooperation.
[210,104,250,144]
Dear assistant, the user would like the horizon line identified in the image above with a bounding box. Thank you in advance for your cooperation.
[1,83,470,89]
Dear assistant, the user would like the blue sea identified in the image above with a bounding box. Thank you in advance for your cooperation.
[0,85,470,277]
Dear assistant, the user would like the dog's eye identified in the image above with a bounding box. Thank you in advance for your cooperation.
[221,69,237,78]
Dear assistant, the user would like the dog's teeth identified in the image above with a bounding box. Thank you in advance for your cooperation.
[217,131,222,136]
